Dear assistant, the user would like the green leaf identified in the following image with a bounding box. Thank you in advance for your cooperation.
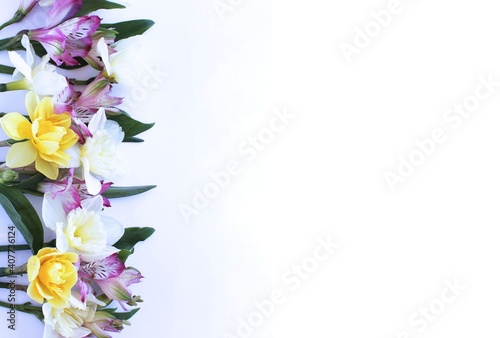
[114,227,155,250]
[76,0,126,16]
[113,308,140,320]
[101,20,155,41]
[123,137,144,143]
[15,173,46,190]
[0,185,44,254]
[117,248,134,263]
[106,111,155,139]
[102,185,156,199]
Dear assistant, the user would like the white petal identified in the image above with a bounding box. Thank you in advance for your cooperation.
[20,35,35,68]
[100,215,124,245]
[81,195,104,213]
[80,245,118,262]
[8,51,32,82]
[55,222,69,253]
[42,193,67,231]
[88,107,106,134]
[64,144,81,168]
[97,38,113,75]
[81,157,102,195]
[32,71,67,97]
[104,120,125,143]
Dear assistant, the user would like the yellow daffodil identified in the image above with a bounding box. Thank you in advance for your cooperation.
[0,93,79,179]
[27,248,79,309]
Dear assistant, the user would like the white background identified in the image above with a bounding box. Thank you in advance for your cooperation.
[1,0,500,337]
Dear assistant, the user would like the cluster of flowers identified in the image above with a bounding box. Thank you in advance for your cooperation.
[0,1,155,337]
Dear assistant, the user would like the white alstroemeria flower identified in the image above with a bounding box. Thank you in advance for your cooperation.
[80,108,125,195]
[42,295,104,338]
[42,193,124,262]
[97,36,141,84]
[7,35,67,97]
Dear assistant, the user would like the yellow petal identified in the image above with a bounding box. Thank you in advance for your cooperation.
[34,97,54,120]
[27,255,40,282]
[35,155,58,179]
[0,113,32,140]
[25,91,39,121]
[27,282,44,304]
[6,141,37,168]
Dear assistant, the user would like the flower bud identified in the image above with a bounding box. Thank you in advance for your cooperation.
[0,169,18,183]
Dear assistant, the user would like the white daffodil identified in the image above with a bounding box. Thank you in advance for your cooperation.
[97,36,141,84]
[42,193,124,262]
[80,108,125,195]
[42,294,104,338]
[6,35,67,97]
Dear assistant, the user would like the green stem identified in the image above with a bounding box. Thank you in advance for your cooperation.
[0,301,43,321]
[0,64,15,75]
[0,282,28,292]
[0,263,27,277]
[0,11,26,32]
[0,139,12,147]
[0,31,28,52]
[0,240,56,253]
[69,77,96,86]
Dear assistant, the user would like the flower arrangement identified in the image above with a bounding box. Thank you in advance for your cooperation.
[0,1,156,337]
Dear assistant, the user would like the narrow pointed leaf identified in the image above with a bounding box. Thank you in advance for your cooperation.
[76,0,126,16]
[101,20,155,41]
[0,185,44,254]
[113,308,140,320]
[102,185,156,199]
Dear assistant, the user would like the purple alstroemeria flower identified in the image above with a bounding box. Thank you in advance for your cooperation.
[45,0,83,28]
[28,15,101,66]
[56,74,123,122]
[79,253,143,308]
[38,169,113,213]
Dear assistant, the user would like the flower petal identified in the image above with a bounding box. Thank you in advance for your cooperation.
[8,51,32,82]
[6,141,37,168]
[21,35,35,69]
[35,155,59,179]
[81,157,101,195]
[42,193,67,231]
[100,215,124,245]
[97,37,112,76]
[32,70,67,97]
[88,107,106,134]
[0,112,32,140]
[26,91,39,120]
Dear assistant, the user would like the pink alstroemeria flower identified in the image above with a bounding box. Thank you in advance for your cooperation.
[58,75,123,122]
[84,311,129,338]
[38,169,112,213]
[85,29,117,70]
[79,253,143,308]
[28,15,101,66]
[19,0,41,14]
[45,0,83,28]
